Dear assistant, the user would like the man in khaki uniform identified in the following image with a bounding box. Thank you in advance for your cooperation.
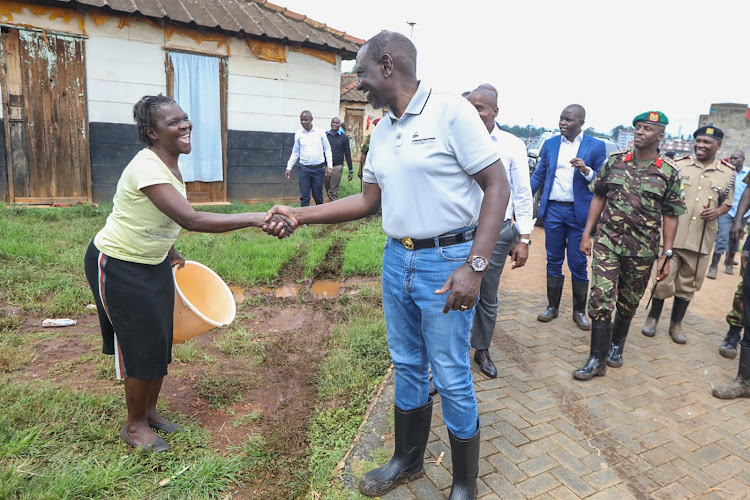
[642,126,735,343]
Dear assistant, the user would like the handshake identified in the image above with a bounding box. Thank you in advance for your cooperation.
[261,205,299,238]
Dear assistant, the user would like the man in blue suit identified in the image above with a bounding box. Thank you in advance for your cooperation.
[530,104,607,330]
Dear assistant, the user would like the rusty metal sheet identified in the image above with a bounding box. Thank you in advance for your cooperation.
[50,0,362,57]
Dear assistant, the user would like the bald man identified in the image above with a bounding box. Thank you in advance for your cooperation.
[529,105,607,330]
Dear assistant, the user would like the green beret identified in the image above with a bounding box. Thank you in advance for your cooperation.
[693,125,724,142]
[633,111,669,127]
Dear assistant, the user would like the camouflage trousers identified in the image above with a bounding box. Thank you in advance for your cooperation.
[726,265,745,328]
[588,241,655,323]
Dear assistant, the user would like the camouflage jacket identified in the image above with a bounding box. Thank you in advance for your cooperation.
[590,150,687,258]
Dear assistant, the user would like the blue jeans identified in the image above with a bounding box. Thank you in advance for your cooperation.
[544,201,588,282]
[298,164,325,207]
[715,212,749,255]
[381,233,479,439]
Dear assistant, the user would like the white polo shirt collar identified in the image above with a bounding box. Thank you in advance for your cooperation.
[386,81,431,123]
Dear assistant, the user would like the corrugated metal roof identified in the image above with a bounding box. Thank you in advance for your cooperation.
[45,0,363,58]
[341,73,367,103]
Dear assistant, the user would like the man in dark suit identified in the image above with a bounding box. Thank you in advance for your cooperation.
[530,104,607,330]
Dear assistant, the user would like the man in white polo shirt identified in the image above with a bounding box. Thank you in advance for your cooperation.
[466,87,534,379]
[284,110,332,206]
[264,31,509,499]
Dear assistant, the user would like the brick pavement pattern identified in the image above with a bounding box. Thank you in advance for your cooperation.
[350,229,750,499]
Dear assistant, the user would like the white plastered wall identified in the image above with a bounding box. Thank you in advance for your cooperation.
[0,4,344,130]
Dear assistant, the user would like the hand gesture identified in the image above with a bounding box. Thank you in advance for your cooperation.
[570,158,588,174]
[263,206,298,238]
[435,265,482,313]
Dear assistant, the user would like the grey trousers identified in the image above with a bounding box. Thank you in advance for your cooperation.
[324,164,345,201]
[471,219,514,350]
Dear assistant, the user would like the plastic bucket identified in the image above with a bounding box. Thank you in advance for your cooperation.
[172,260,236,344]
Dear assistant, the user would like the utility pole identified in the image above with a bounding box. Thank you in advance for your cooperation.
[406,21,416,40]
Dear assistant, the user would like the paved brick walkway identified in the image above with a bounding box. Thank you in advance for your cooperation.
[349,229,750,499]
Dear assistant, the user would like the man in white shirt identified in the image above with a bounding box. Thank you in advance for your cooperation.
[529,105,607,330]
[285,110,332,206]
[466,87,533,378]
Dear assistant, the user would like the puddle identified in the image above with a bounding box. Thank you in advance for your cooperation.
[274,286,299,298]
[229,285,247,304]
[311,280,341,299]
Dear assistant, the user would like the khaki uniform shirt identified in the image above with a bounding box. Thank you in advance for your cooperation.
[673,156,735,254]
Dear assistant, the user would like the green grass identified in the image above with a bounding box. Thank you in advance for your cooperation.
[0,202,384,317]
[0,382,249,499]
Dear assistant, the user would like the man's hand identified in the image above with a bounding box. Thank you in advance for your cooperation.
[348,171,354,182]
[284,170,291,181]
[434,265,483,313]
[263,206,298,238]
[570,158,589,175]
[511,242,529,269]
[700,207,721,220]
[655,254,671,282]
[325,167,333,179]
[731,220,744,244]
[580,234,593,256]
[742,250,748,270]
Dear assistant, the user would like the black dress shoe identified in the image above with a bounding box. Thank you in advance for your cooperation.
[473,349,497,378]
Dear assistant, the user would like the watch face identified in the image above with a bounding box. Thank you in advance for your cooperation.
[471,256,488,271]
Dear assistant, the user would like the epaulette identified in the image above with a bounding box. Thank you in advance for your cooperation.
[720,158,733,169]
[661,155,679,170]
[675,154,692,162]
[611,149,629,156]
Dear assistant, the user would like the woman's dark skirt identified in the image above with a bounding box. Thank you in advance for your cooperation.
[84,240,174,380]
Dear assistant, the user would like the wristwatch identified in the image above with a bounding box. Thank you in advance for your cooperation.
[519,238,531,247]
[466,255,489,272]
[661,249,673,258]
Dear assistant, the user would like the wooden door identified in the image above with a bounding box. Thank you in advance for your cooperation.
[344,108,364,159]
[1,28,90,204]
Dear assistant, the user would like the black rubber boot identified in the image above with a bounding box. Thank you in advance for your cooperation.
[358,400,433,497]
[720,325,742,359]
[571,281,591,331]
[573,320,612,380]
[538,275,564,322]
[448,426,480,500]
[606,312,632,368]
[707,252,722,279]
[713,346,750,399]
[641,298,664,337]
[669,297,690,344]
[725,252,736,275]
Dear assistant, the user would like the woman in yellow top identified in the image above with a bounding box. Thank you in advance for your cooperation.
[84,95,291,452]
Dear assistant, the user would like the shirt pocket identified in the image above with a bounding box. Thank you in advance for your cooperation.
[639,175,668,212]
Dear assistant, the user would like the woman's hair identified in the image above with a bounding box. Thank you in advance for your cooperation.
[133,94,177,146]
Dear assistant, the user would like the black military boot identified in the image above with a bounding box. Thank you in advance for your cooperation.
[720,325,742,359]
[641,298,664,337]
[358,400,433,497]
[713,346,750,399]
[607,312,632,368]
[706,252,722,279]
[573,320,612,380]
[447,426,480,500]
[725,252,736,275]
[669,297,690,344]
[571,281,591,331]
[538,275,564,322]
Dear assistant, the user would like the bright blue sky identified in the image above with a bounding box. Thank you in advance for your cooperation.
[279,0,748,138]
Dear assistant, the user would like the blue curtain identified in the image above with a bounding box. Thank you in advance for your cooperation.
[170,51,223,182]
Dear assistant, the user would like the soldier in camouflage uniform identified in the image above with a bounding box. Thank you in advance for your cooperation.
[641,126,735,344]
[573,111,686,380]
[714,179,750,398]
[720,269,746,359]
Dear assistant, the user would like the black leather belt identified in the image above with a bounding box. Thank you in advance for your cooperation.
[303,162,327,169]
[550,200,574,205]
[399,229,476,250]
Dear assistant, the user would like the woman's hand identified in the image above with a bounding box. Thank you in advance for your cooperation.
[168,246,185,269]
